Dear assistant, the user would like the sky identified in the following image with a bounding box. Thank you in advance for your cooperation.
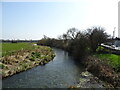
[1,0,119,40]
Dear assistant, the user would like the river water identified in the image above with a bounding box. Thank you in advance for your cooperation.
[2,48,85,88]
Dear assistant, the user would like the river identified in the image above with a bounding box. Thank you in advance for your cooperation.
[2,48,85,88]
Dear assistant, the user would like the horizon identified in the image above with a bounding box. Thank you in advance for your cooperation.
[1,0,119,40]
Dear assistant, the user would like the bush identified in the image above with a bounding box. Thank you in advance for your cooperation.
[72,37,89,59]
[96,46,104,52]
[0,63,4,69]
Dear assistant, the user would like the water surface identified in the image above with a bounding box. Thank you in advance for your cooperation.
[3,48,84,88]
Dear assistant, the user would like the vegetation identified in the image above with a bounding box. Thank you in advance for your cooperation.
[1,43,55,78]
[94,53,120,72]
[85,56,120,88]
[2,43,35,56]
[37,26,108,59]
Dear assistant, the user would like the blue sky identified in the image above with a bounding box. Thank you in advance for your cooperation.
[2,0,119,40]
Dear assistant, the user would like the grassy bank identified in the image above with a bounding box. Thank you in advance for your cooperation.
[84,55,120,88]
[0,43,55,78]
[94,53,120,72]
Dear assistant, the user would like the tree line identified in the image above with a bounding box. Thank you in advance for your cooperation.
[37,26,109,60]
[1,40,39,43]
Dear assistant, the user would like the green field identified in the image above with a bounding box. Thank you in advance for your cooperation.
[0,42,55,78]
[1,43,35,56]
[94,53,120,72]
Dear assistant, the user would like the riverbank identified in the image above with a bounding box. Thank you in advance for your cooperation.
[83,56,120,88]
[69,55,120,88]
[0,45,55,78]
[70,71,114,88]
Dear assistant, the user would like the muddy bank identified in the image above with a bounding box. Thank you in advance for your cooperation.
[0,46,55,78]
[84,56,120,88]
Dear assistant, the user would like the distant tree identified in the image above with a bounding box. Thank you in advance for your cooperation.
[11,40,17,43]
[66,28,78,40]
[57,35,63,40]
[62,34,68,41]
[43,35,49,39]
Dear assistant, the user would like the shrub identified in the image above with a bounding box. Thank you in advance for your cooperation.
[0,63,4,69]
[96,46,104,52]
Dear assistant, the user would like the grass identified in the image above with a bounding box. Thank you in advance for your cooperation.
[1,43,35,56]
[94,53,120,72]
[1,43,55,78]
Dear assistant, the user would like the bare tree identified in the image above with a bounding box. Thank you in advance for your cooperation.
[66,28,78,40]
[87,26,109,52]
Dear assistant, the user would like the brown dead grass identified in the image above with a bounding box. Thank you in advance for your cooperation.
[84,56,120,88]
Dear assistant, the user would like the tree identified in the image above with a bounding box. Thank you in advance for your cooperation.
[66,28,78,40]
[87,26,109,52]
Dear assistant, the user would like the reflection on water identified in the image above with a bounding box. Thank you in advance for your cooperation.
[2,48,84,88]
